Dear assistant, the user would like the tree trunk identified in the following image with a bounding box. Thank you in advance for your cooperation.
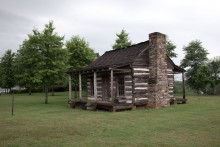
[74,83,77,99]
[10,87,12,95]
[213,82,216,95]
[51,87,54,96]
[29,88,32,95]
[45,86,48,104]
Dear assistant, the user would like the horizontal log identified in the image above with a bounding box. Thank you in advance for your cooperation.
[134,85,148,89]
[135,98,148,101]
[134,93,148,98]
[135,83,148,86]
[124,75,132,78]
[133,68,149,71]
[125,77,132,81]
[133,75,149,79]
[125,88,132,93]
[125,96,132,99]
[125,93,132,96]
[125,81,132,83]
[125,100,132,103]
[125,83,132,86]
[125,86,132,89]
[133,73,149,76]
[135,87,148,90]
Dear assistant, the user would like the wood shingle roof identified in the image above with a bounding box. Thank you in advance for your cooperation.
[86,41,149,70]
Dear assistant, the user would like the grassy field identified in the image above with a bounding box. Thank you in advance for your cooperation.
[0,92,220,147]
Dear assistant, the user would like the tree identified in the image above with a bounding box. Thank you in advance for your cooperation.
[0,50,16,93]
[186,65,210,93]
[166,39,177,58]
[66,35,97,98]
[181,40,208,68]
[16,21,68,103]
[181,40,209,92]
[15,39,39,95]
[112,29,132,49]
[66,35,97,70]
[206,57,220,94]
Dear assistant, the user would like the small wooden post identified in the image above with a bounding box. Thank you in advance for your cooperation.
[94,72,97,99]
[182,72,186,99]
[68,74,72,100]
[79,73,82,99]
[110,69,114,102]
[12,91,14,116]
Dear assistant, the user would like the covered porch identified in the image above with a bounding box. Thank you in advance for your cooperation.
[67,66,148,112]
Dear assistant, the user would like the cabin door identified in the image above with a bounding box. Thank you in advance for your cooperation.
[102,75,110,101]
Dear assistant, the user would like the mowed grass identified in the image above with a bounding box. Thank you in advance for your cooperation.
[0,92,220,147]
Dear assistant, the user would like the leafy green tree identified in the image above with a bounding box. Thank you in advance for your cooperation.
[186,65,210,93]
[112,29,132,49]
[166,39,177,58]
[181,40,208,68]
[181,40,209,92]
[16,21,68,103]
[15,39,39,95]
[0,50,16,92]
[66,35,97,70]
[206,57,220,94]
[66,35,97,98]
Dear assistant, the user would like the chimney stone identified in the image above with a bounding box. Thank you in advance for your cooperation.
[148,32,170,108]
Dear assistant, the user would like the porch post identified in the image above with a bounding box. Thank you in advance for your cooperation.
[79,73,82,99]
[182,72,186,99]
[68,74,72,100]
[94,72,97,99]
[110,69,114,101]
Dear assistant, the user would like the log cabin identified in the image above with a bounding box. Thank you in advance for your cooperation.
[67,32,186,111]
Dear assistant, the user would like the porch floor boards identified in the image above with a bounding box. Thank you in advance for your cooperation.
[70,98,147,112]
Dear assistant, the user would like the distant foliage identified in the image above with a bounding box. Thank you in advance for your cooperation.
[66,35,97,70]
[16,21,68,103]
[66,35,98,97]
[206,57,220,94]
[0,50,16,91]
[112,29,132,50]
[181,40,209,93]
[181,40,208,68]
[166,39,177,58]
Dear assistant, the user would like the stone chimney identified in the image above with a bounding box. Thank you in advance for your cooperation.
[148,32,169,108]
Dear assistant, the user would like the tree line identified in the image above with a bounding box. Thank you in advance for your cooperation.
[0,21,219,104]
[0,21,98,103]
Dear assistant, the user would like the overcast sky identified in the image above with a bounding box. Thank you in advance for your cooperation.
[0,0,220,65]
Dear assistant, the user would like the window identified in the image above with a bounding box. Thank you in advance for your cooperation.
[118,77,125,96]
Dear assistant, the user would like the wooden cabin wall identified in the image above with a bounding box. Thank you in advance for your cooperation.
[112,73,133,101]
[132,67,149,101]
[86,74,103,99]
[167,69,174,98]
[167,62,174,99]
[86,77,92,97]
[96,75,102,99]
[124,74,132,100]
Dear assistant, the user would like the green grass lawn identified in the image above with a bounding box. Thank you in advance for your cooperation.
[0,92,220,147]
